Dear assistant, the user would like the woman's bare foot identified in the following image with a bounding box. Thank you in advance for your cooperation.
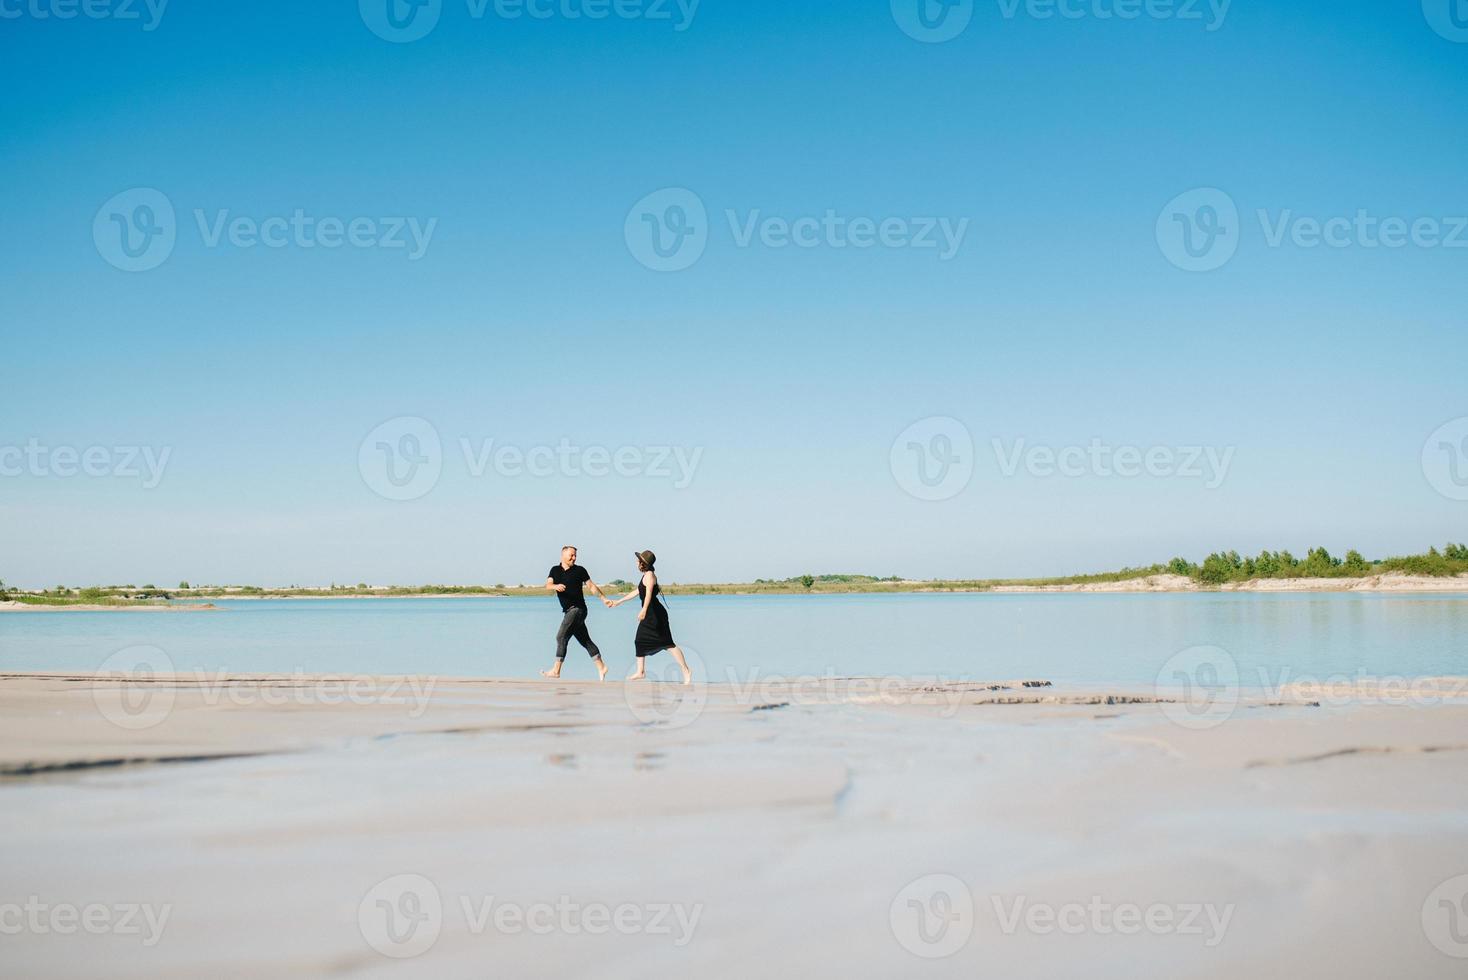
[669,647,693,685]
[539,665,562,679]
[595,658,608,682]
[626,669,646,681]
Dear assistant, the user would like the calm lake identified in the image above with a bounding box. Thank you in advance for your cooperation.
[2,592,1466,686]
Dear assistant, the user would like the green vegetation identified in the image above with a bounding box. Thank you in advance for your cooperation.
[1189,542,1468,585]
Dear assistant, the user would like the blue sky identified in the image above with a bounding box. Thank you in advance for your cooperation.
[2,0,1466,587]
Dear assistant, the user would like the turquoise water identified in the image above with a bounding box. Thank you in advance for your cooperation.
[1,593,1466,685]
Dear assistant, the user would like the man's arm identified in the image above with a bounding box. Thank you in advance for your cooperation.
[546,576,565,593]
[585,574,611,604]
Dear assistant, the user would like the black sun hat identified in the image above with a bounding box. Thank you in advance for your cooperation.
[634,550,656,569]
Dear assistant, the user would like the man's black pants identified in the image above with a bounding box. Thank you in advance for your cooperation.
[555,606,601,660]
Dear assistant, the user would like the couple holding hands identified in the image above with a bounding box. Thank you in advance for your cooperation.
[540,545,693,684]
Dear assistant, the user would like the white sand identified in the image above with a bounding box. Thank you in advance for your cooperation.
[1,672,1466,978]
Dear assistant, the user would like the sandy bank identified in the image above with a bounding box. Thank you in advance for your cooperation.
[992,571,1468,593]
[0,601,217,613]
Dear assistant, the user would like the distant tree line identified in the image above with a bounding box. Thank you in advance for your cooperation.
[1168,542,1468,585]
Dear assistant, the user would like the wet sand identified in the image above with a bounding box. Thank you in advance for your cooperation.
[2,672,1467,977]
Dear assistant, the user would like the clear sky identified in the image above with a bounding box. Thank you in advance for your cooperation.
[2,0,1466,588]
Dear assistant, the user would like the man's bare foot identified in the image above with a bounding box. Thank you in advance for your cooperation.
[595,658,608,682]
[540,666,562,679]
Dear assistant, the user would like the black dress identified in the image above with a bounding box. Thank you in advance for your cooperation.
[634,579,676,657]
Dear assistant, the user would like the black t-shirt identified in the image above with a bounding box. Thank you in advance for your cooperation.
[548,564,591,612]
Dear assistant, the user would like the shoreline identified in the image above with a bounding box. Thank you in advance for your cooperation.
[5,571,1468,611]
[0,601,218,613]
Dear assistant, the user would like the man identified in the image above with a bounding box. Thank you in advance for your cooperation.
[540,545,612,681]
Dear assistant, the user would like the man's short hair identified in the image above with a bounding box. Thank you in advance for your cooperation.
[562,545,577,553]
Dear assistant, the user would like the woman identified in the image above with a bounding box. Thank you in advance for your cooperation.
[609,550,692,684]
